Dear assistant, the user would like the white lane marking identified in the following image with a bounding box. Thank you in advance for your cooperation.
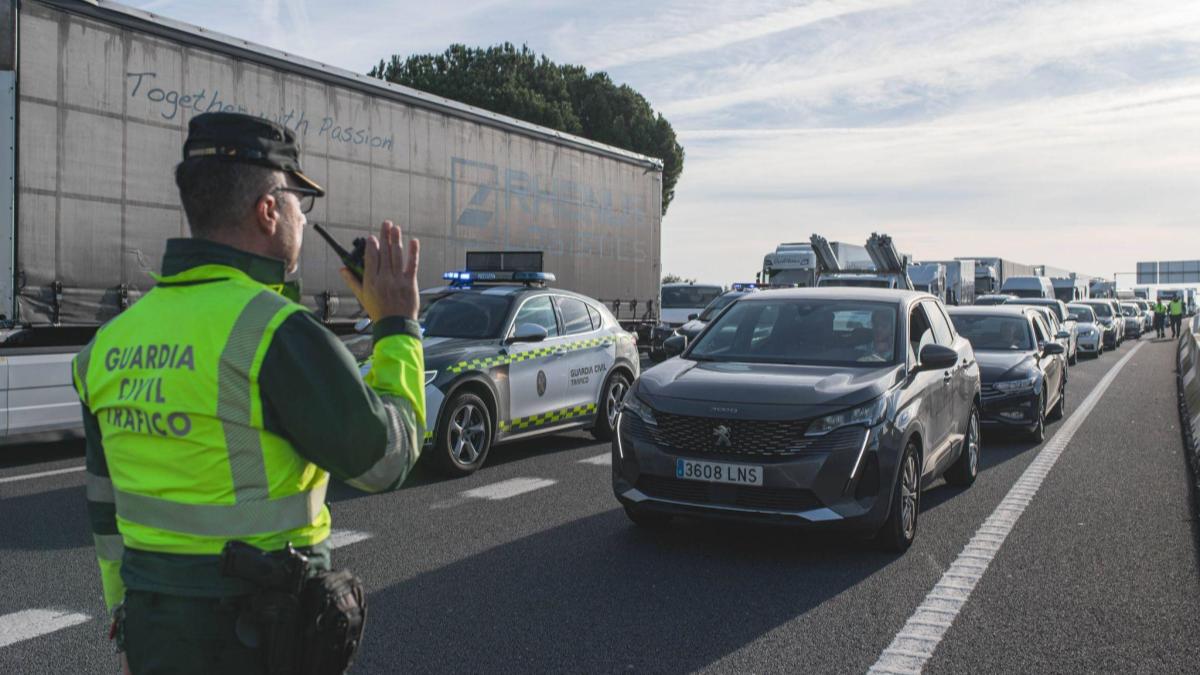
[0,609,92,649]
[868,341,1143,675]
[0,466,86,485]
[580,453,612,466]
[460,477,557,500]
[327,529,372,549]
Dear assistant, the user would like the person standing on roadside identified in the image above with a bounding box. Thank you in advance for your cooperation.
[1153,298,1167,338]
[1170,296,1184,338]
[72,112,425,674]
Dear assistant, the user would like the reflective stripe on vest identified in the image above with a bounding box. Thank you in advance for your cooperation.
[113,482,327,537]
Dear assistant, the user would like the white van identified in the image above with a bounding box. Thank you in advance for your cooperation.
[659,283,724,325]
[1000,276,1055,299]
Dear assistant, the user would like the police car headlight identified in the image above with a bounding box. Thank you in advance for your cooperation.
[425,370,438,385]
[621,393,657,426]
[806,396,887,436]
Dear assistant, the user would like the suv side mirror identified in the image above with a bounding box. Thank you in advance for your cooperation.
[663,334,688,357]
[508,323,548,344]
[1042,342,1065,355]
[1056,330,1070,339]
[918,343,957,370]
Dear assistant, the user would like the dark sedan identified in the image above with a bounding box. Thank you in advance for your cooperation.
[613,289,982,552]
[948,306,1067,442]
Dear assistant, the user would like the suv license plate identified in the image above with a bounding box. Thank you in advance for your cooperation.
[676,458,763,486]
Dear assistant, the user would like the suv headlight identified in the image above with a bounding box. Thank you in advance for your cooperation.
[621,392,657,426]
[425,370,438,385]
[807,396,887,436]
[994,375,1037,393]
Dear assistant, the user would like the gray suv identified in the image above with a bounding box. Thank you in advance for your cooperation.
[612,289,982,552]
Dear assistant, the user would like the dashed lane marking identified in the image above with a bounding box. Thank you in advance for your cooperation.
[0,609,91,649]
[0,466,86,485]
[461,477,557,500]
[580,453,612,466]
[868,342,1144,675]
[327,529,373,549]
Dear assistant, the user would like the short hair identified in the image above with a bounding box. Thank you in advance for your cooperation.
[174,158,283,237]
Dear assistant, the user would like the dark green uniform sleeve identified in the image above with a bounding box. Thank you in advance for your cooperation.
[260,311,425,492]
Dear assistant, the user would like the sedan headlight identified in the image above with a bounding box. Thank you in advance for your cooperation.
[807,396,888,436]
[621,392,657,426]
[425,370,438,385]
[994,375,1037,393]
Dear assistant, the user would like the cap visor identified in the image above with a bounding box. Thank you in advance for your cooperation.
[292,171,326,196]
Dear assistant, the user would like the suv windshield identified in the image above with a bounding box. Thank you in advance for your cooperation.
[419,292,513,339]
[1120,305,1138,317]
[662,286,722,309]
[1008,299,1065,322]
[688,299,899,366]
[1067,306,1095,322]
[950,315,1033,351]
[1087,302,1114,318]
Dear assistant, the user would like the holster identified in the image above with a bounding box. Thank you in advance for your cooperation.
[298,570,368,675]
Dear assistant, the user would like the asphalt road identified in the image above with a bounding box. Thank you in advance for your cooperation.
[1,337,1196,674]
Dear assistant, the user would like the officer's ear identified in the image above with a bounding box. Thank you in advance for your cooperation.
[254,190,280,237]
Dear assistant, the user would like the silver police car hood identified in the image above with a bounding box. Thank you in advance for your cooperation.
[638,357,899,416]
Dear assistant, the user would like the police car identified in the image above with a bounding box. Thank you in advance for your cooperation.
[361,252,640,477]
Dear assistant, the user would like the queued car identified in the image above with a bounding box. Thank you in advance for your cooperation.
[1080,299,1123,349]
[613,289,982,552]
[672,283,761,343]
[948,306,1067,442]
[1066,303,1104,358]
[975,293,1018,306]
[1119,303,1144,340]
[1134,299,1154,333]
[349,256,640,477]
[650,283,725,362]
[1005,298,1078,365]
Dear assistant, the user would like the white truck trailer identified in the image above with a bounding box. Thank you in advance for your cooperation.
[0,0,664,440]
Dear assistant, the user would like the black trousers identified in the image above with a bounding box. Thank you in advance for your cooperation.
[1171,315,1182,337]
[124,591,265,675]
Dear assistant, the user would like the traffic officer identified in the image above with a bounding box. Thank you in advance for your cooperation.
[1153,298,1167,338]
[73,112,425,674]
[1170,296,1185,338]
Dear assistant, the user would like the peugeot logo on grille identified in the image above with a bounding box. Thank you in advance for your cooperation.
[713,425,732,448]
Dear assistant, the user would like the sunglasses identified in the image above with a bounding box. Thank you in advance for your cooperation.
[272,186,322,214]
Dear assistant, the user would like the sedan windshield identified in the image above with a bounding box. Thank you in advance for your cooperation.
[1120,305,1138,317]
[662,286,723,309]
[1087,303,1114,318]
[950,315,1033,351]
[1067,306,1095,322]
[688,299,899,366]
[419,292,513,339]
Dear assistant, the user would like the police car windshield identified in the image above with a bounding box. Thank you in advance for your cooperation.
[698,293,743,321]
[688,299,899,366]
[662,286,722,309]
[420,293,513,339]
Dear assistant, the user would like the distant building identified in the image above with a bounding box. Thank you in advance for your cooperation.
[1137,260,1200,285]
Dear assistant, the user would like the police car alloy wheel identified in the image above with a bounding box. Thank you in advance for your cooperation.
[433,391,493,476]
[591,371,631,442]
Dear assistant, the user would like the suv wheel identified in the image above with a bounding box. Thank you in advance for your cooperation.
[432,392,493,477]
[945,406,980,487]
[876,441,920,552]
[1028,388,1046,443]
[592,371,631,441]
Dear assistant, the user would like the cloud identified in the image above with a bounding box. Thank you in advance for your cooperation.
[588,0,911,69]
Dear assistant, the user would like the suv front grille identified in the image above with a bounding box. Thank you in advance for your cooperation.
[636,475,821,512]
[629,411,863,458]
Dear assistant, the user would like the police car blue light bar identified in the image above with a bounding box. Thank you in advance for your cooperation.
[442,269,556,284]
[731,282,759,291]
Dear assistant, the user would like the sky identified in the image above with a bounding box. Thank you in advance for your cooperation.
[128,0,1200,286]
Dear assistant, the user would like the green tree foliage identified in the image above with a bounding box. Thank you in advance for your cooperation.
[661,273,696,284]
[369,43,684,215]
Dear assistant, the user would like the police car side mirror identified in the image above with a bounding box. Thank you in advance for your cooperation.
[508,323,548,344]
[663,334,687,357]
